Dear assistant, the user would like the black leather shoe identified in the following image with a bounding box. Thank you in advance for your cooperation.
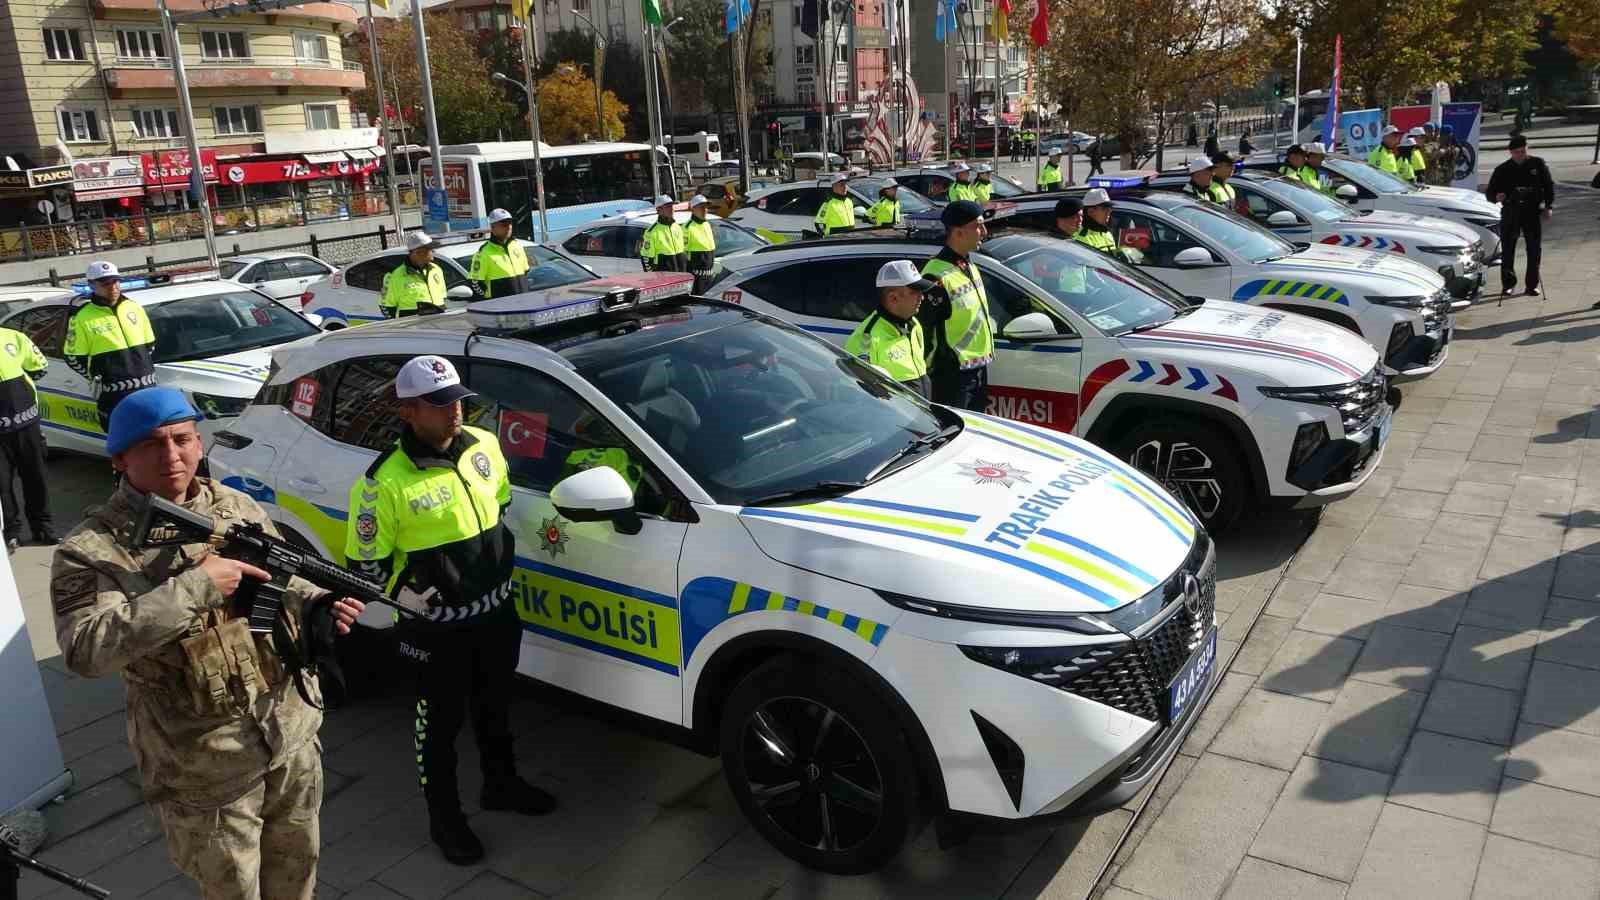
[429,811,485,865]
[1526,287,1542,297]
[4,538,18,554]
[32,528,58,545]
[481,775,557,816]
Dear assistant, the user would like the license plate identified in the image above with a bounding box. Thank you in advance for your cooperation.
[1373,404,1392,450]
[1167,629,1217,723]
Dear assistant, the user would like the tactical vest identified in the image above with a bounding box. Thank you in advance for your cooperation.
[922,255,994,369]
[381,263,447,315]
[469,239,530,299]
[846,311,927,383]
[65,299,156,401]
[815,196,857,236]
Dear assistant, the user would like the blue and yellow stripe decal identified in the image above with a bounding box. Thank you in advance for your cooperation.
[37,388,104,440]
[788,496,977,537]
[681,576,887,664]
[1233,278,1349,306]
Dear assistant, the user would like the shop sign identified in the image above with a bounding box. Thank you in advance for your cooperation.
[419,162,471,217]
[0,166,74,193]
[141,150,219,187]
[219,156,381,185]
[73,157,144,199]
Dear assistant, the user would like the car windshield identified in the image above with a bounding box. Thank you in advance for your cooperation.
[709,219,769,253]
[1168,202,1297,262]
[990,242,1184,334]
[443,243,593,290]
[146,291,319,363]
[1270,178,1350,222]
[985,174,1029,198]
[1326,157,1417,194]
[216,260,248,280]
[856,183,935,213]
[569,305,949,504]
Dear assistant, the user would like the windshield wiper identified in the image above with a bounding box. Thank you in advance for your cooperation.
[863,422,963,482]
[746,481,867,507]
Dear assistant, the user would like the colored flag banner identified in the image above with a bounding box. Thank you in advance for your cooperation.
[1341,108,1383,160]
[1320,34,1341,148]
[935,0,951,42]
[725,0,752,34]
[642,0,663,26]
[1440,102,1482,189]
[886,0,897,46]
[994,0,1011,41]
[1030,0,1049,48]
[1389,105,1430,133]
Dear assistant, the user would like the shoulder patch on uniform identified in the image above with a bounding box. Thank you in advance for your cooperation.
[51,569,99,615]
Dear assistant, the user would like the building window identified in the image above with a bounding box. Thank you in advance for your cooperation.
[293,32,329,62]
[573,0,587,9]
[305,103,340,130]
[795,45,815,64]
[834,43,848,63]
[116,29,166,59]
[42,28,86,61]
[132,107,182,139]
[57,108,101,143]
[200,30,250,60]
[213,105,261,135]
[796,79,815,105]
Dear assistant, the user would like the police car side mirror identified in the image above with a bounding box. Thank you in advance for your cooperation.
[1266,210,1301,227]
[854,206,868,218]
[551,466,642,535]
[1335,184,1359,202]
[447,284,475,300]
[1173,247,1221,268]
[1001,311,1064,341]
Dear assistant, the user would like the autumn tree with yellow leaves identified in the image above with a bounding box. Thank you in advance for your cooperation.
[535,64,630,145]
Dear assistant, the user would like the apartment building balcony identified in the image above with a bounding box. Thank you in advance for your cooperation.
[102,55,366,94]
[92,0,359,30]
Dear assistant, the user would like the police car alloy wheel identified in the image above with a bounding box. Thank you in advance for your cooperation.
[1111,419,1246,532]
[720,654,923,874]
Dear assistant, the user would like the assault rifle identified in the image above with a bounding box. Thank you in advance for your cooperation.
[132,492,422,706]
[1,820,108,900]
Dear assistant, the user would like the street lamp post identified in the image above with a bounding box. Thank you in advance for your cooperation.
[571,8,607,141]
[156,0,218,270]
[659,16,683,159]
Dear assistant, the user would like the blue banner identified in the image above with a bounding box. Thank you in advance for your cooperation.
[1340,108,1382,160]
[1440,102,1482,188]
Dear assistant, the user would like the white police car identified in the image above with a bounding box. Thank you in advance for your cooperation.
[558,206,770,277]
[207,273,1222,873]
[0,269,320,456]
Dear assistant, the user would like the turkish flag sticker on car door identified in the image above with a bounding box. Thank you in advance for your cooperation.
[499,411,548,458]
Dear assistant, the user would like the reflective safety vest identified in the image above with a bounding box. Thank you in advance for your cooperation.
[921,255,993,369]
[845,310,927,384]
[0,327,46,432]
[1182,179,1216,204]
[867,198,900,226]
[1038,163,1063,191]
[1368,146,1401,176]
[1410,148,1427,174]
[1395,153,1416,182]
[381,263,447,316]
[562,446,643,491]
[346,426,514,618]
[1074,224,1119,256]
[468,238,529,299]
[815,195,857,236]
[1210,180,1237,205]
[684,218,715,252]
[641,220,687,269]
[973,180,993,203]
[947,181,978,203]
[64,298,156,403]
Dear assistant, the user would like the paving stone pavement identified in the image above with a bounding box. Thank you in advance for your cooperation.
[9,183,1600,899]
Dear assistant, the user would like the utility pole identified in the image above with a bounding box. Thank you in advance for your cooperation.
[644,23,663,197]
[411,0,447,233]
[572,8,607,141]
[732,20,751,195]
[1292,29,1303,145]
[156,0,218,269]
[365,0,404,234]
[819,5,832,165]
[520,6,549,238]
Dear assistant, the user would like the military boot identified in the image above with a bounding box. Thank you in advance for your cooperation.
[427,801,484,866]
[480,756,557,816]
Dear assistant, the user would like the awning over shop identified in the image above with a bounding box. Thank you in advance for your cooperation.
[302,151,348,165]
[218,154,383,186]
[72,156,143,201]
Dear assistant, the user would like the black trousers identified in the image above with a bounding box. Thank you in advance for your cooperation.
[408,604,521,813]
[1500,206,1543,292]
[933,365,989,412]
[0,422,50,540]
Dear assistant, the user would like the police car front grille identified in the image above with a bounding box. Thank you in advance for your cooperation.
[1057,558,1217,722]
[1421,290,1450,334]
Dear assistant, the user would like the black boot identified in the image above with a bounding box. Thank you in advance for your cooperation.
[480,772,557,816]
[428,802,484,865]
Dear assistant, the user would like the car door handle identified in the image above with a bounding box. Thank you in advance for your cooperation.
[286,477,327,495]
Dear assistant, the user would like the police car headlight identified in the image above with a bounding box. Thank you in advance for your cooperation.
[190,392,250,420]
[1417,244,1468,255]
[958,642,1133,685]
[1364,294,1428,309]
[877,590,1117,634]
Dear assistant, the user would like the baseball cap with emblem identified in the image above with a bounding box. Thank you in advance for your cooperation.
[1083,188,1113,207]
[1381,124,1400,136]
[940,199,986,228]
[689,194,709,207]
[1406,126,1425,138]
[1187,156,1212,174]
[396,355,477,406]
[488,208,513,225]
[1306,141,1327,155]
[105,387,201,456]
[85,260,119,281]
[876,259,938,293]
[405,231,434,252]
[829,172,849,185]
[951,161,971,174]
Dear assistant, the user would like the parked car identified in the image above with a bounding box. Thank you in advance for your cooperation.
[299,233,597,328]
[883,165,1032,203]
[560,208,770,277]
[217,251,335,301]
[728,178,942,239]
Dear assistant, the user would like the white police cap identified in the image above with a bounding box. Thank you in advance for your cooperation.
[85,260,119,280]
[875,259,938,292]
[1187,156,1212,174]
[405,230,434,251]
[654,194,676,207]
[488,208,513,225]
[689,193,709,207]
[1083,188,1113,206]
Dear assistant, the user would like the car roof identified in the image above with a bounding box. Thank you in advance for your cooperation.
[229,250,318,265]
[46,279,273,306]
[579,209,730,228]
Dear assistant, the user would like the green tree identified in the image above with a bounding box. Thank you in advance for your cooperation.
[664,0,773,142]
[351,14,518,145]
[539,28,650,140]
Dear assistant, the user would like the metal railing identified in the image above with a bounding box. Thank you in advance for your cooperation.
[107,54,363,70]
[0,189,418,263]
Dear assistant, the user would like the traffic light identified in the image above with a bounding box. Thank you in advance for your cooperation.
[800,0,819,38]
[1274,78,1286,99]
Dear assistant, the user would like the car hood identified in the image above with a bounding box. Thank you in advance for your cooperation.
[1122,300,1376,386]
[737,413,1199,615]
[1272,244,1446,294]
[156,348,273,399]
[1392,188,1499,218]
[1354,211,1481,247]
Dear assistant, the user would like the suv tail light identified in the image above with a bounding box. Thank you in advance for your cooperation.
[300,290,314,309]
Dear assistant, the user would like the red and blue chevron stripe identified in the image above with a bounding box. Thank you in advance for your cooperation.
[1126,328,1365,380]
[1321,234,1406,253]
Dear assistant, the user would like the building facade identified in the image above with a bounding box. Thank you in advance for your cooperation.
[0,0,376,236]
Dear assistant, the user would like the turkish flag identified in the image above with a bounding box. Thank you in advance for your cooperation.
[499,411,548,459]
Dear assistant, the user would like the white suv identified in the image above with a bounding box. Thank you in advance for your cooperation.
[710,233,1390,532]
[208,274,1221,873]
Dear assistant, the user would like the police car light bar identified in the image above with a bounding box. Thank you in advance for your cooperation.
[1086,172,1154,190]
[467,272,694,333]
[70,266,219,296]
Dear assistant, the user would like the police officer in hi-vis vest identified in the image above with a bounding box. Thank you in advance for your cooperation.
[814,173,859,237]
[684,193,717,292]
[1038,148,1065,191]
[0,323,54,549]
[65,260,157,430]
[345,356,554,866]
[918,200,994,411]
[640,194,688,272]
[468,208,530,299]
[382,231,449,317]
[846,260,935,399]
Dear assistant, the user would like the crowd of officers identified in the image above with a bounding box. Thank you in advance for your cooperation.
[1366,122,1463,187]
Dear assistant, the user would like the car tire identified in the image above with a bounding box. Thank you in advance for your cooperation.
[719,653,922,875]
[1110,417,1247,532]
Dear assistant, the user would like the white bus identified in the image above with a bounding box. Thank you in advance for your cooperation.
[668,131,722,165]
[419,141,675,243]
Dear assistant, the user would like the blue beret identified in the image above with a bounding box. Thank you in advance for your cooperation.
[106,387,201,455]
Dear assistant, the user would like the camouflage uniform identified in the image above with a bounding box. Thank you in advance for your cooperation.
[52,478,330,900]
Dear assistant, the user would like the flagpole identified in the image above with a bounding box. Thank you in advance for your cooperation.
[1032,45,1041,188]
[519,2,548,239]
[644,21,663,198]
[733,13,751,196]
[365,0,404,235]
[991,17,1000,175]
